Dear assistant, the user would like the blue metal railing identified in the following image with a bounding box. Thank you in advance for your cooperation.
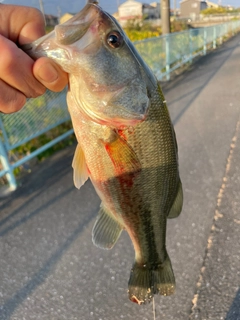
[0,89,73,191]
[1,19,240,191]
[134,20,240,80]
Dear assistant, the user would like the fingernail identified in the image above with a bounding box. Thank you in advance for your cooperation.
[37,62,58,83]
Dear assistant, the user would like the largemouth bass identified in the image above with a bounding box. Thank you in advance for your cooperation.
[22,0,183,305]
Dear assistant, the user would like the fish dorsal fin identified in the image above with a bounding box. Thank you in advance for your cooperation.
[167,181,183,219]
[72,144,89,189]
[92,204,122,250]
[105,135,141,175]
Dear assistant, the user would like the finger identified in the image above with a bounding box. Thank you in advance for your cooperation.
[0,5,45,44]
[33,57,69,92]
[0,79,26,114]
[0,35,46,98]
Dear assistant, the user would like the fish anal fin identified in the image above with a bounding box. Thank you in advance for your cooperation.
[104,135,141,175]
[128,254,175,305]
[92,205,122,250]
[72,144,89,189]
[167,181,183,219]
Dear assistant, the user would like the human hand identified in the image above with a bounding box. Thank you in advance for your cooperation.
[0,5,68,114]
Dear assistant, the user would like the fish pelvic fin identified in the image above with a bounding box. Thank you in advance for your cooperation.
[128,254,175,305]
[92,204,123,250]
[72,144,89,189]
[104,135,141,175]
[168,180,183,219]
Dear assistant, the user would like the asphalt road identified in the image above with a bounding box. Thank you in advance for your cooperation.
[0,34,240,320]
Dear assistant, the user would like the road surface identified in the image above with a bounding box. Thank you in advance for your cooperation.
[0,34,240,320]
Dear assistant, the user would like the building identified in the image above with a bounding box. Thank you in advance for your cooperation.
[59,13,74,24]
[45,14,59,27]
[180,0,208,18]
[150,2,161,18]
[118,0,142,21]
[118,0,160,25]
[143,3,160,19]
[206,0,219,8]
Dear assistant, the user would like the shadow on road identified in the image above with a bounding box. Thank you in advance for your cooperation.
[0,186,74,237]
[0,209,96,320]
[0,146,100,319]
[0,147,75,234]
[225,288,240,320]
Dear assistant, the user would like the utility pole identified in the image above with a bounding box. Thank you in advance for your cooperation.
[161,0,171,34]
[39,0,46,25]
[57,6,61,23]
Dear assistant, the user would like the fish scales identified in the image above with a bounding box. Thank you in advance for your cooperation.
[22,1,183,305]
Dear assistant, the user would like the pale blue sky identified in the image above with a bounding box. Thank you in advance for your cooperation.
[2,0,239,16]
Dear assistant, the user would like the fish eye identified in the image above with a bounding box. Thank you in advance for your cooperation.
[106,31,123,49]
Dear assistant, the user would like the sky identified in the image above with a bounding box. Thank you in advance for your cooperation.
[2,0,239,16]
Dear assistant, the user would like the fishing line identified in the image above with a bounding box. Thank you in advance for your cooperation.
[152,296,156,320]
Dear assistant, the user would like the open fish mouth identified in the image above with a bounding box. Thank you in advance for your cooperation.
[21,2,100,59]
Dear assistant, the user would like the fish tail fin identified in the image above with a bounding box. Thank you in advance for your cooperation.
[152,254,175,296]
[128,254,175,305]
[128,264,153,305]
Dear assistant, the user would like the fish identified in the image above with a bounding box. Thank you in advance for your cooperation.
[22,0,183,305]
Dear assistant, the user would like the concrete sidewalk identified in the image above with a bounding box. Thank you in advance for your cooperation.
[0,34,240,320]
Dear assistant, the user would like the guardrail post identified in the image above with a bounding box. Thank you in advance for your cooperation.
[213,26,216,49]
[0,140,17,190]
[189,29,193,63]
[165,34,170,81]
[219,24,223,45]
[203,28,207,55]
[231,21,234,36]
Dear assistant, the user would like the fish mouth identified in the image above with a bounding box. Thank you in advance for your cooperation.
[21,1,156,91]
[21,2,100,59]
[21,1,150,128]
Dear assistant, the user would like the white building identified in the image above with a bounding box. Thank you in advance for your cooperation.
[118,0,159,25]
[119,0,143,21]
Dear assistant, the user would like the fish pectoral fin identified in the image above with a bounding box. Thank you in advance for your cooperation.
[105,135,141,174]
[167,180,183,219]
[92,204,122,250]
[72,144,89,189]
